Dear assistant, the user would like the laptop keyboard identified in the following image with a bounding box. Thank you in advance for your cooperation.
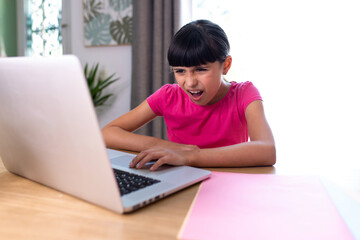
[113,169,160,196]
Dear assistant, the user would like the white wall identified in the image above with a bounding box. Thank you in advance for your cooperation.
[232,0,360,171]
[65,0,132,128]
[193,0,360,173]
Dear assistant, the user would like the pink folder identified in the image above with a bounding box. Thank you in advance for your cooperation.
[178,172,353,240]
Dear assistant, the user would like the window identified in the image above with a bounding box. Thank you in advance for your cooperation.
[26,0,62,56]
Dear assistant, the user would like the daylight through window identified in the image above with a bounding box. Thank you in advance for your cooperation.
[26,0,62,56]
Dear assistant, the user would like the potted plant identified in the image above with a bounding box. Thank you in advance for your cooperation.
[84,62,119,107]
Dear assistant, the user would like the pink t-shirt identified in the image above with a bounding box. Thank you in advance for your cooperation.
[147,81,262,148]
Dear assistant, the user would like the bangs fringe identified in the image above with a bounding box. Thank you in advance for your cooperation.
[168,29,218,67]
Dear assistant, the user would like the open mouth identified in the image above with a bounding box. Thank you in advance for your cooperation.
[188,90,203,97]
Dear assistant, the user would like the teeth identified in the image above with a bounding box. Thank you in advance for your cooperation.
[189,90,201,94]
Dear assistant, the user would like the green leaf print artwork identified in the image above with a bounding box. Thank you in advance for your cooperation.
[108,0,132,11]
[85,14,112,45]
[83,0,103,23]
[83,0,132,46]
[110,16,132,44]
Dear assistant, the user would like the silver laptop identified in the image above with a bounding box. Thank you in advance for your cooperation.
[0,55,211,213]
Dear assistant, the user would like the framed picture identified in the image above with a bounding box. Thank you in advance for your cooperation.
[83,0,132,46]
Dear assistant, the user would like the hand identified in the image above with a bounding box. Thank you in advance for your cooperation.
[129,145,199,171]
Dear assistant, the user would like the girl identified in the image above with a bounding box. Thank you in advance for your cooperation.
[102,20,276,171]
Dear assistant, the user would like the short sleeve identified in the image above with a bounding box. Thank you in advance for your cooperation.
[147,84,175,116]
[241,81,262,110]
[235,81,262,118]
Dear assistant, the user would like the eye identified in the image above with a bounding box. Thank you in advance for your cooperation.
[196,67,208,72]
[174,69,185,74]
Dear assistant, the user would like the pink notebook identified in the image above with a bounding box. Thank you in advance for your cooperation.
[178,172,353,240]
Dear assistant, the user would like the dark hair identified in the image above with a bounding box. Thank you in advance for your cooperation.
[167,19,230,67]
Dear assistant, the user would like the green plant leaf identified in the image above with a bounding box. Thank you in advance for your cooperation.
[84,63,88,76]
[88,63,99,89]
[94,94,112,107]
[84,62,118,107]
[98,75,119,90]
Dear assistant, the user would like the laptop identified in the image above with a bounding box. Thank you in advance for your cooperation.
[0,55,211,213]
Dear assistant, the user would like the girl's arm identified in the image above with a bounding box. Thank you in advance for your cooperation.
[130,100,275,170]
[102,100,198,152]
[189,100,276,167]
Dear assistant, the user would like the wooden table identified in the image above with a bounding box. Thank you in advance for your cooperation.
[1,154,359,240]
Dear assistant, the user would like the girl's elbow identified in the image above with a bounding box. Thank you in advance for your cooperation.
[259,143,276,166]
[267,144,276,166]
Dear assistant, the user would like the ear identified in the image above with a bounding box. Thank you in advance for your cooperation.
[222,55,232,75]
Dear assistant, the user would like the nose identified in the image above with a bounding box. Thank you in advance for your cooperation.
[185,72,198,88]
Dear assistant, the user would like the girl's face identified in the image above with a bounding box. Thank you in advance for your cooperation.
[173,56,232,106]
